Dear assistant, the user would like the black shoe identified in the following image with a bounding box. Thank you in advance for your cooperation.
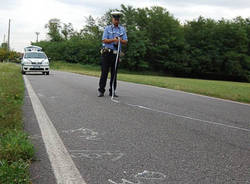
[98,91,104,97]
[109,92,118,97]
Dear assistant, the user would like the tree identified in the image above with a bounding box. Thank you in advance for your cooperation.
[135,6,187,73]
[45,19,63,41]
[80,16,102,40]
[61,23,74,40]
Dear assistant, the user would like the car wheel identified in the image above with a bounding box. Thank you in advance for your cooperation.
[47,72,50,75]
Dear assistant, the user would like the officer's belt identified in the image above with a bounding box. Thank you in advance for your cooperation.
[101,48,124,56]
[103,48,118,54]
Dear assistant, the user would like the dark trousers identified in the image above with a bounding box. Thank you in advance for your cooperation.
[98,52,119,94]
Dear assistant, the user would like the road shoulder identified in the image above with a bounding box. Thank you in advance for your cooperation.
[23,87,57,184]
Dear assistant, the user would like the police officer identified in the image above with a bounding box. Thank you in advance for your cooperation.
[98,11,128,97]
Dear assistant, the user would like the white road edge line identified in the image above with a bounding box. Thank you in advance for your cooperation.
[23,75,86,184]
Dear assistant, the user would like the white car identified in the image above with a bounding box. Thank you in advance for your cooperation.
[21,51,50,75]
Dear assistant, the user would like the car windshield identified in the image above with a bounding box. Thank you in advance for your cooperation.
[24,52,47,59]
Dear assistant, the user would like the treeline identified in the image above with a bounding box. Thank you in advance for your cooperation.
[35,5,250,82]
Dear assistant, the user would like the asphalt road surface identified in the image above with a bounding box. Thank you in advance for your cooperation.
[23,70,250,184]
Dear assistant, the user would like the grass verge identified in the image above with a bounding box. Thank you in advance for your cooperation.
[0,63,34,184]
[51,61,250,104]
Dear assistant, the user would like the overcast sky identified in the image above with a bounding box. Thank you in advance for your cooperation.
[1,0,250,52]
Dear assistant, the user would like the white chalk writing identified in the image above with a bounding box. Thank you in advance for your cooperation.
[108,171,166,184]
[135,170,166,180]
[62,127,101,141]
[70,150,124,161]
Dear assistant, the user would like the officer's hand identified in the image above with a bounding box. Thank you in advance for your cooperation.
[113,38,119,43]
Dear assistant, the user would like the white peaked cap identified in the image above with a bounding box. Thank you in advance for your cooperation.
[111,11,123,17]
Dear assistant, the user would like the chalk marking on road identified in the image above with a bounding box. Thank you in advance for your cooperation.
[108,179,140,184]
[23,75,86,184]
[135,170,166,180]
[37,93,45,97]
[111,152,125,162]
[38,93,58,100]
[62,127,101,141]
[70,150,124,161]
[108,170,166,184]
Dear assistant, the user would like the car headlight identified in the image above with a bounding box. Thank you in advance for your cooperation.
[22,60,31,65]
[43,60,49,65]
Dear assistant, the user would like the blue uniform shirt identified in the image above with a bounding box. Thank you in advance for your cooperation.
[102,24,128,51]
